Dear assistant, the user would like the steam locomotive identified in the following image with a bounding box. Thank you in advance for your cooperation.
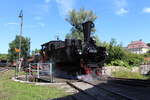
[40,21,107,77]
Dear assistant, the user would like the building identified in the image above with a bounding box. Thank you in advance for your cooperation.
[127,40,150,54]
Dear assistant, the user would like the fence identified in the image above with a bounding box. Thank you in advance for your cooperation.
[27,63,53,82]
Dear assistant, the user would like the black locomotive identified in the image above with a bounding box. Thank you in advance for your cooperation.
[40,21,107,76]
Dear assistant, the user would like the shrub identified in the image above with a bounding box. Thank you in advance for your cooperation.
[109,60,129,67]
[103,38,144,67]
[124,52,144,66]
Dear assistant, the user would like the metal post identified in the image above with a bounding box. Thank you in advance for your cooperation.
[15,59,17,77]
[50,63,53,82]
[15,59,18,78]
[18,10,23,71]
[37,63,40,79]
[29,64,31,75]
[25,70,28,81]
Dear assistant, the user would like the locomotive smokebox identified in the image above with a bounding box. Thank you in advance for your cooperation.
[82,21,94,43]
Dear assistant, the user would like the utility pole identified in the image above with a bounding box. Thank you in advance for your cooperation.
[18,10,23,71]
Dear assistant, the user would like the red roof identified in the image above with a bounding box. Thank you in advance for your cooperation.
[128,40,150,49]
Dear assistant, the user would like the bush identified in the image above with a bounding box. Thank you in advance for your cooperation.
[109,60,129,67]
[124,52,144,66]
[103,38,144,67]
[142,53,150,57]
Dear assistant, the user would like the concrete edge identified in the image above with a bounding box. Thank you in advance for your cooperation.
[11,76,66,86]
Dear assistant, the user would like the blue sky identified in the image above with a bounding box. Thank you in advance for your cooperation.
[0,0,150,53]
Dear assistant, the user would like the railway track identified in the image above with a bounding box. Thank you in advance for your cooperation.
[0,67,12,73]
[0,67,8,72]
[66,80,137,100]
[66,81,99,100]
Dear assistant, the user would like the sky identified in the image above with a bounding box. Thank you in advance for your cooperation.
[0,0,150,53]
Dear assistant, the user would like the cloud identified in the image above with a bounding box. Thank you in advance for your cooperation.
[116,8,128,15]
[55,0,75,16]
[35,0,75,17]
[43,0,75,16]
[113,0,128,15]
[142,7,150,13]
[6,22,18,25]
[4,22,19,27]
[45,0,51,3]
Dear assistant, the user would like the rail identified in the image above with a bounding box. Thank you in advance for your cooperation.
[82,80,138,100]
[67,80,138,100]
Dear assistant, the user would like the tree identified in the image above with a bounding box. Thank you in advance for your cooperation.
[65,8,97,40]
[93,34,102,46]
[106,38,125,62]
[104,38,144,67]
[0,54,8,60]
[31,48,40,56]
[8,35,30,62]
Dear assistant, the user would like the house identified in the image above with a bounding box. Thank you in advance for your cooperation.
[127,40,150,54]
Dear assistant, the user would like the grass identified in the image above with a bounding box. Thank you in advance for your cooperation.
[0,70,69,100]
[112,70,149,79]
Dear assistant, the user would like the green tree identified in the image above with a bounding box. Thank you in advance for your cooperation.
[0,54,8,60]
[93,34,102,46]
[104,38,144,67]
[31,48,40,56]
[65,8,97,40]
[8,35,30,62]
[106,39,125,63]
[142,52,150,57]
[125,52,143,66]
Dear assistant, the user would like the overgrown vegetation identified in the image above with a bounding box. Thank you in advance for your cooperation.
[142,53,150,57]
[31,48,40,56]
[0,54,8,60]
[0,71,68,100]
[112,70,149,79]
[102,38,144,67]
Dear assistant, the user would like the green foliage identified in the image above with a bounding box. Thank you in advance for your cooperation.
[125,52,144,66]
[0,54,8,60]
[31,48,40,56]
[8,35,30,62]
[66,8,97,40]
[105,38,125,63]
[108,60,129,67]
[104,38,144,67]
[112,70,148,79]
[66,31,84,40]
[93,34,102,46]
[142,53,150,57]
